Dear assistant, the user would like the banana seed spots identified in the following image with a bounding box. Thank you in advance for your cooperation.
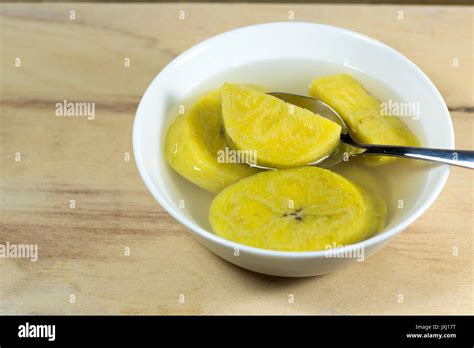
[283,208,303,221]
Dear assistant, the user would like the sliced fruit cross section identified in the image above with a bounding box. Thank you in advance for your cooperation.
[165,88,258,193]
[310,74,420,165]
[209,167,386,252]
[222,83,342,168]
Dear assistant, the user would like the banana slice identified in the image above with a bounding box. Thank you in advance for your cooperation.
[222,83,341,168]
[209,167,386,251]
[309,74,420,165]
[165,89,259,193]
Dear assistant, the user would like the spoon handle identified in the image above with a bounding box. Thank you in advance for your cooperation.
[358,145,474,169]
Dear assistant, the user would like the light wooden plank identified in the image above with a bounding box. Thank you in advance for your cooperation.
[1,3,472,314]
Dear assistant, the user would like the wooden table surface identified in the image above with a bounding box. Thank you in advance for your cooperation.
[1,3,472,315]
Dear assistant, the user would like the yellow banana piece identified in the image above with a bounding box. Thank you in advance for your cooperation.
[310,74,420,165]
[222,83,342,168]
[165,88,259,193]
[209,167,386,251]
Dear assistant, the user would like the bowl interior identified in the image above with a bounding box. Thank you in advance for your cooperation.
[133,22,453,254]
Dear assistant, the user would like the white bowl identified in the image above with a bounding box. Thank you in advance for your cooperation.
[133,22,453,277]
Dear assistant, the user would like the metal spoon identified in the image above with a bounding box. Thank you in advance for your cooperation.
[240,92,473,169]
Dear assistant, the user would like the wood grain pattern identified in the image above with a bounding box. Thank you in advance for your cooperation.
[0,3,472,314]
